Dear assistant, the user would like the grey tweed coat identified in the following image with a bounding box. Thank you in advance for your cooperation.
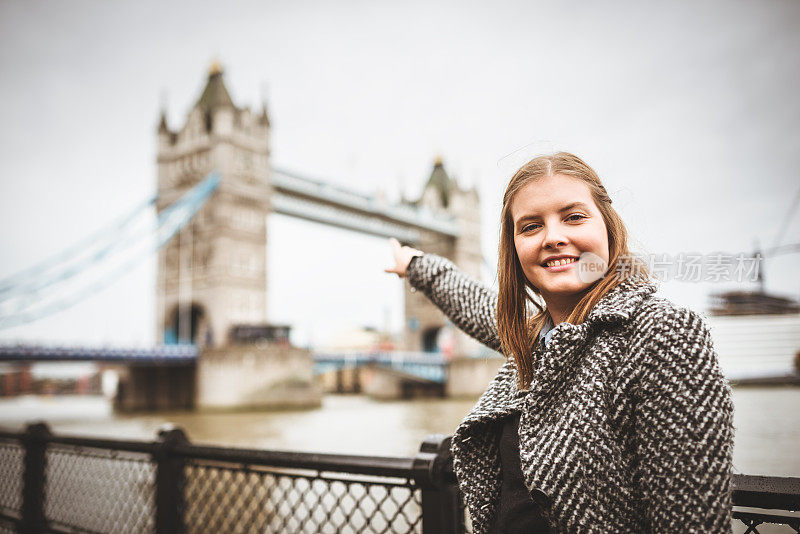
[407,253,735,534]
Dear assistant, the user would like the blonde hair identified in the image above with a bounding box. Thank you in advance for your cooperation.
[497,152,650,389]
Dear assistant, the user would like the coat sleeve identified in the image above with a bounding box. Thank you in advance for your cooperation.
[406,253,501,351]
[630,306,735,533]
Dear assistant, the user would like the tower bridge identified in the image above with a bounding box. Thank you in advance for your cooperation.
[155,64,485,361]
[0,64,499,410]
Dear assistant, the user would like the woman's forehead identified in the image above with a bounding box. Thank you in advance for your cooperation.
[511,174,596,217]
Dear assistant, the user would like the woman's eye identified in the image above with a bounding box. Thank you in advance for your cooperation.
[567,214,587,222]
[521,224,540,233]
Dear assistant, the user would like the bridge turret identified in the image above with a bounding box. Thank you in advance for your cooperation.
[194,64,236,136]
[404,158,484,359]
[418,156,455,211]
[258,103,270,127]
[156,62,271,350]
[157,108,175,149]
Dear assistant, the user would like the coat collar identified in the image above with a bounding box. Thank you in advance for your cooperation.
[531,276,658,393]
[584,275,659,325]
[462,276,660,422]
[542,276,659,345]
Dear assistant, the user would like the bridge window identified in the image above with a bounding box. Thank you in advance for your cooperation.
[229,208,262,233]
[166,304,205,345]
[422,327,441,353]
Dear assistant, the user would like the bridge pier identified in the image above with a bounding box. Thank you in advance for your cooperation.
[335,367,361,393]
[114,365,195,412]
[360,365,445,400]
[313,367,362,394]
[196,345,321,410]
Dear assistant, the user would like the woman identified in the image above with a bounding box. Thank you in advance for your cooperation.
[385,152,734,533]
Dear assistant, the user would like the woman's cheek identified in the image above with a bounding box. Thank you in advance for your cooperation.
[513,238,526,262]
[517,243,538,266]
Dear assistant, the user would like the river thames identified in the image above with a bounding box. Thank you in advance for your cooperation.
[1,386,798,477]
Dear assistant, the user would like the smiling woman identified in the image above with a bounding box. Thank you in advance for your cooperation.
[509,175,610,325]
[384,152,734,534]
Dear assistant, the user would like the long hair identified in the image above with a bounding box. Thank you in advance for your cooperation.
[497,152,650,389]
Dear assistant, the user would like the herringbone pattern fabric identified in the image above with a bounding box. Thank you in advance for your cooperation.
[407,253,734,534]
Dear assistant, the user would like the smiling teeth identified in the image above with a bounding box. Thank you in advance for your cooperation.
[546,258,576,267]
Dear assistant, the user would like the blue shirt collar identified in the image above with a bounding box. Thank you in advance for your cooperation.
[538,316,555,347]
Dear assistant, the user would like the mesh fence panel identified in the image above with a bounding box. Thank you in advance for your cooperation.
[183,461,422,534]
[0,438,23,520]
[44,445,156,534]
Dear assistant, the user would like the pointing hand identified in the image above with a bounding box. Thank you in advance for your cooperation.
[384,237,423,278]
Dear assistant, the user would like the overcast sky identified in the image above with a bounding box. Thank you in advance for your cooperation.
[1,0,798,348]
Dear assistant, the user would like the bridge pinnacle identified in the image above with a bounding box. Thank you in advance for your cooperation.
[208,59,223,77]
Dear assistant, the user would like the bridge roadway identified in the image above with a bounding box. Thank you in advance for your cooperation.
[0,344,199,364]
[0,344,449,383]
[270,166,460,245]
[313,351,448,383]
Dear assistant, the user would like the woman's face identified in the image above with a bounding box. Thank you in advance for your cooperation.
[510,173,610,302]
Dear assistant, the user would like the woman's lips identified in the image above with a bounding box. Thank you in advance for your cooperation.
[542,258,578,272]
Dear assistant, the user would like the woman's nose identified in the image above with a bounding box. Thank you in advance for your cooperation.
[542,224,568,249]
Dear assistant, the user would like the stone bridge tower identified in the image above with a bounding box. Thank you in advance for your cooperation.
[156,63,271,348]
[404,158,484,358]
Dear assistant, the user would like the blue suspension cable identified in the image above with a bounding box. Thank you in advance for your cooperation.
[0,173,220,329]
[0,196,156,301]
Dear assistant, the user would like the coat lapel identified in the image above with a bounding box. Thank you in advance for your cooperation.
[531,278,658,395]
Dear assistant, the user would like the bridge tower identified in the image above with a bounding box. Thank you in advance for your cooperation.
[156,62,271,348]
[404,158,484,358]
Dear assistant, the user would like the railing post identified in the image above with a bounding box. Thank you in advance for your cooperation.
[413,434,464,534]
[154,425,188,534]
[20,421,51,534]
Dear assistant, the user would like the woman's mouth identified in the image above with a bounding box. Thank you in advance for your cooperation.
[542,257,578,271]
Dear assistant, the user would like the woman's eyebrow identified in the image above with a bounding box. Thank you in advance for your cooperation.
[515,202,591,225]
[560,201,590,212]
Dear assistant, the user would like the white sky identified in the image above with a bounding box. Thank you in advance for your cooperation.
[1,0,798,348]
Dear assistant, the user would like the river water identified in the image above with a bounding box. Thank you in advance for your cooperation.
[1,386,798,477]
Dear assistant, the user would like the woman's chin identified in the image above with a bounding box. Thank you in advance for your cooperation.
[537,280,591,298]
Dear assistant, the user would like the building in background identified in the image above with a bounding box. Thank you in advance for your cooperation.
[706,290,800,384]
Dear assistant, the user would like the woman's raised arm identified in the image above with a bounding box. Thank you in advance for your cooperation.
[385,238,501,351]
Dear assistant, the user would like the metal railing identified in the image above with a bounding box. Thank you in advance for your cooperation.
[0,422,797,533]
[0,423,461,533]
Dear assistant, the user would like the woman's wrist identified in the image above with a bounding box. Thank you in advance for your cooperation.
[406,252,423,277]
